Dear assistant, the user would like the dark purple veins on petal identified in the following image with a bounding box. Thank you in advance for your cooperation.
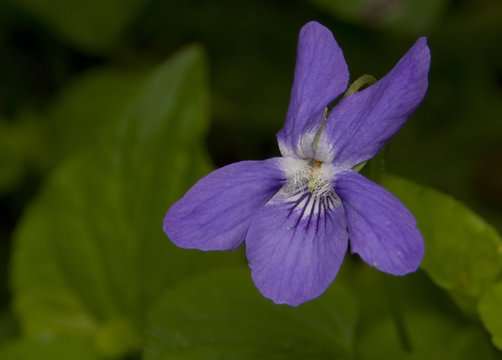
[163,20,431,306]
[246,186,348,306]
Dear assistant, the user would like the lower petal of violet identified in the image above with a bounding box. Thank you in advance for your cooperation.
[245,186,349,306]
[335,170,424,275]
[163,159,285,251]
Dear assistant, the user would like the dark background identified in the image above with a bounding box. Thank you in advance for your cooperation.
[0,0,501,356]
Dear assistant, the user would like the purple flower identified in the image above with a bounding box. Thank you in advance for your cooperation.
[164,21,430,306]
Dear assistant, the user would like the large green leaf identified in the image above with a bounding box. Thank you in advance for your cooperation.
[0,311,18,343]
[0,114,44,194]
[0,339,98,360]
[46,67,146,164]
[11,45,242,358]
[0,68,144,195]
[8,0,147,53]
[479,281,502,350]
[382,175,502,308]
[358,311,499,360]
[144,266,358,360]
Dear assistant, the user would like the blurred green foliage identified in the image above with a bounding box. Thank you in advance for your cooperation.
[6,0,147,53]
[310,0,449,35]
[479,281,502,350]
[0,339,98,360]
[145,267,358,359]
[0,0,501,359]
[10,47,242,358]
[0,115,44,193]
[383,175,502,312]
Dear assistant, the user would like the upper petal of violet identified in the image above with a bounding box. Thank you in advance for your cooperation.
[277,21,349,160]
[317,37,430,167]
[246,186,349,306]
[335,170,424,275]
[163,159,285,251]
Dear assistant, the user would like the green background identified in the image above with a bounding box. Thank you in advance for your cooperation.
[0,0,501,358]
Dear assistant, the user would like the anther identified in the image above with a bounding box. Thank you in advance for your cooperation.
[307,160,323,193]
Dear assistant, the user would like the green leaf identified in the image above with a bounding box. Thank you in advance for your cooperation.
[0,114,44,194]
[0,339,98,360]
[11,45,242,358]
[144,266,358,360]
[358,312,499,360]
[337,257,459,332]
[0,68,148,195]
[46,67,146,163]
[0,68,143,193]
[382,175,502,307]
[479,281,502,350]
[8,0,147,53]
[310,0,449,35]
[340,254,500,359]
[0,311,19,343]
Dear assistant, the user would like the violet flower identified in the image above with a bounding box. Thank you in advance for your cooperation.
[164,21,430,306]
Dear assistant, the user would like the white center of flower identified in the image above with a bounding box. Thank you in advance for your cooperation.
[282,158,337,200]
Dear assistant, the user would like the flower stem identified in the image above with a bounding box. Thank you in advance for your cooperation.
[312,107,328,153]
[343,74,377,97]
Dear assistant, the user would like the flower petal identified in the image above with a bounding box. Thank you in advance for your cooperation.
[277,21,349,159]
[319,37,430,166]
[163,159,285,251]
[246,187,349,306]
[335,170,424,275]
